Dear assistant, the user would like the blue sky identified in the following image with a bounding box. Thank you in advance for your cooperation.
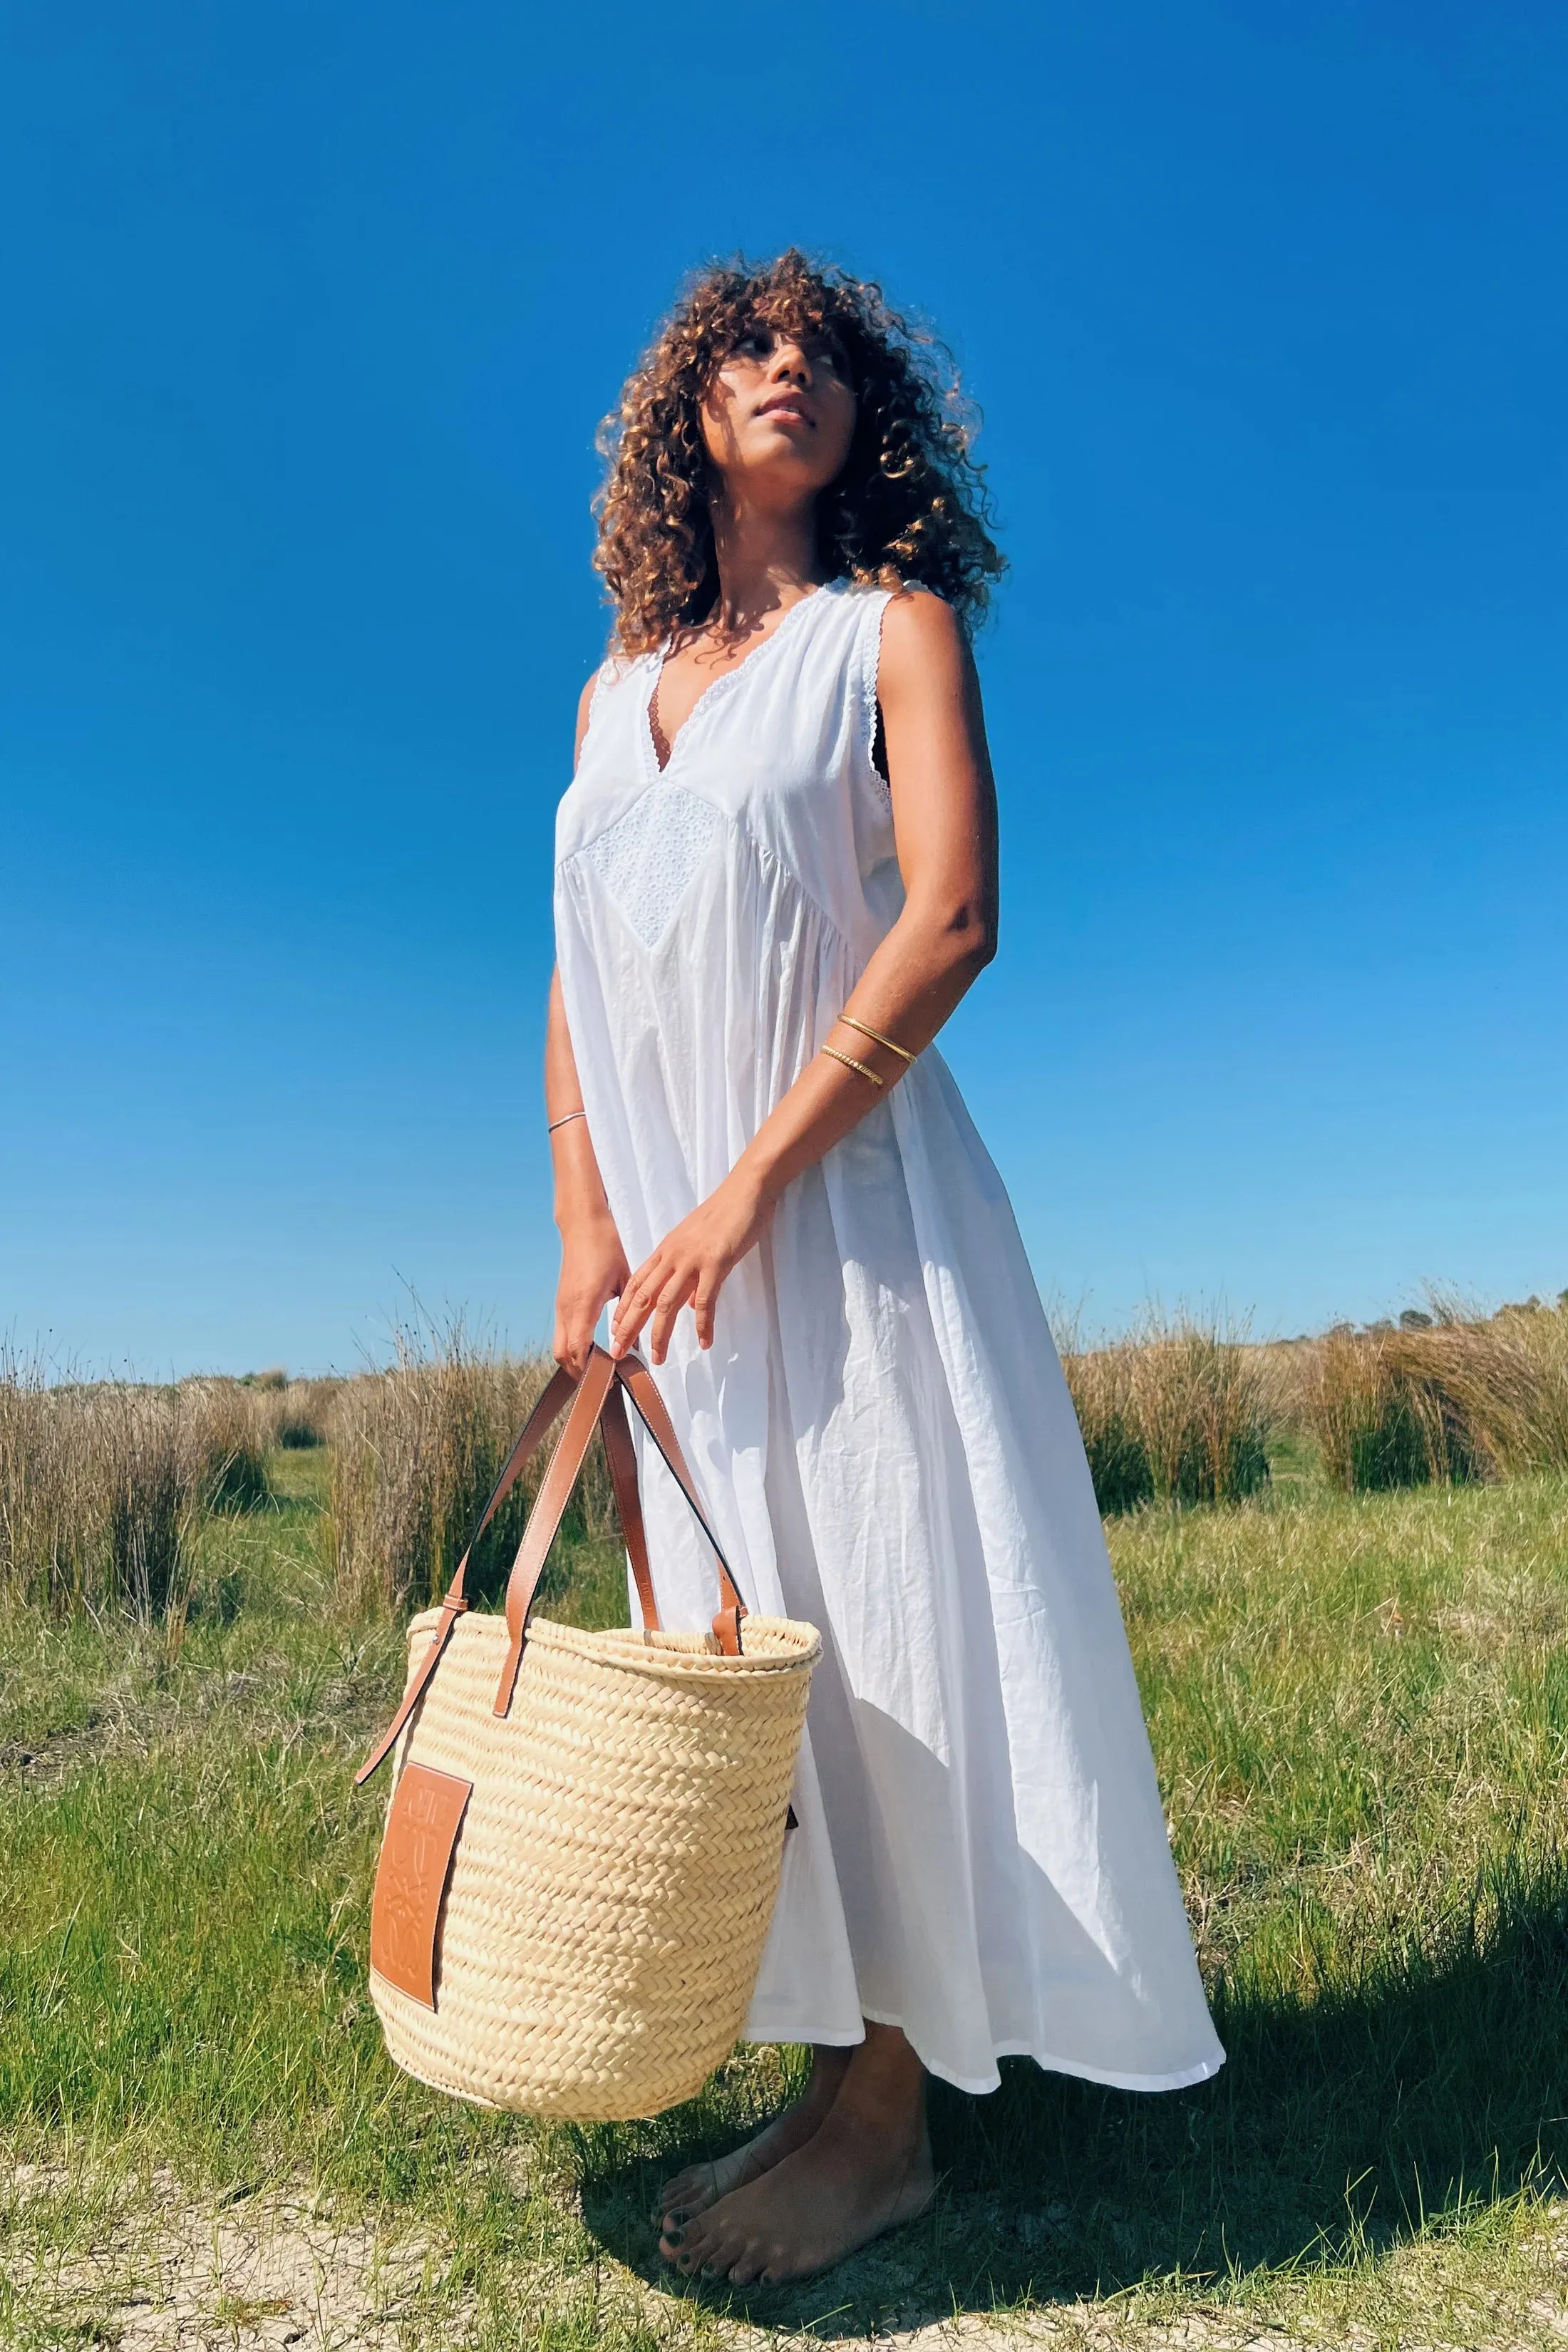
[2,1,1564,1374]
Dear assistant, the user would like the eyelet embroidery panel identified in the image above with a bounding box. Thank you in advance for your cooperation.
[582,785,725,952]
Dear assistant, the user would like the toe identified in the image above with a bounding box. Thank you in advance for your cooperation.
[670,2219,713,2274]
[655,2165,711,2222]
[691,2222,743,2281]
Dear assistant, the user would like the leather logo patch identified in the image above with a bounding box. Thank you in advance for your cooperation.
[369,1761,472,2010]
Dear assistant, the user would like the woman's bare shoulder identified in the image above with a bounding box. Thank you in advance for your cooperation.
[877,587,967,696]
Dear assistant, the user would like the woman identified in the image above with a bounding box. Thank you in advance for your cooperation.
[545,251,1222,2288]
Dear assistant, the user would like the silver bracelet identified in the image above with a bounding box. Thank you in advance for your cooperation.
[547,1110,587,1134]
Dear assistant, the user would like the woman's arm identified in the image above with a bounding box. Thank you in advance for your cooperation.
[550,675,631,1375]
[610,591,997,1365]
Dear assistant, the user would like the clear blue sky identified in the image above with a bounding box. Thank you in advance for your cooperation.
[3,2,1564,1375]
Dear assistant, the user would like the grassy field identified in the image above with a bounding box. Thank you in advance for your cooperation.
[4,1443,1568,2348]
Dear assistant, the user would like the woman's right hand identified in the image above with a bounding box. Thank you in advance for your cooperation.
[552,1213,631,1378]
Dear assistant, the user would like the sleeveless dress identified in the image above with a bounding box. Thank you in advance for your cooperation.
[553,582,1224,2095]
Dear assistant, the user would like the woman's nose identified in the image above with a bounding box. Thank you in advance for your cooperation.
[770,341,810,384]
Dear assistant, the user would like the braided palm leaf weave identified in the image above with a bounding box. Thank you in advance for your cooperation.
[371,1604,819,2120]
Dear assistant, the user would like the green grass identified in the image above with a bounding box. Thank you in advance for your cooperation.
[4,1453,1568,2346]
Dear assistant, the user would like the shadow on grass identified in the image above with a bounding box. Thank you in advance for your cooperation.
[574,1845,1568,2334]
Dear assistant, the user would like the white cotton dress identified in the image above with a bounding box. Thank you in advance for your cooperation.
[553,581,1224,2096]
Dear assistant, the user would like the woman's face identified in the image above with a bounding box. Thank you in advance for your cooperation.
[699,320,857,508]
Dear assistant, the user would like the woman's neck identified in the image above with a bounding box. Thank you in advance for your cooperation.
[707,493,823,639]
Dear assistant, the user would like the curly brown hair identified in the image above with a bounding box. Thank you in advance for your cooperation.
[593,249,1004,655]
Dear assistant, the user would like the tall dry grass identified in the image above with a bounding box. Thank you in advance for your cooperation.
[9,1299,1562,1621]
[1305,1328,1470,1491]
[1411,1301,1568,1477]
[327,1328,615,1616]
[275,1380,342,1449]
[1305,1302,1568,1492]
[242,1376,342,1451]
[178,1381,273,1512]
[0,1361,287,1616]
[1060,1312,1273,1515]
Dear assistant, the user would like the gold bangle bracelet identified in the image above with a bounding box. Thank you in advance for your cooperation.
[836,1013,915,1063]
[822,1044,884,1088]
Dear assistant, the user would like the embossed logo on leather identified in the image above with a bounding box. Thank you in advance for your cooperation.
[369,1761,473,2010]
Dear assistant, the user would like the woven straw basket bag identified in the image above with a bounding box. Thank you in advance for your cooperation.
[356,1343,820,2122]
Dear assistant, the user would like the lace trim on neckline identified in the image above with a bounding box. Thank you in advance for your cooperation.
[640,579,847,783]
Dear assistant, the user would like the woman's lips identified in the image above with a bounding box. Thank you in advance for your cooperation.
[757,396,813,425]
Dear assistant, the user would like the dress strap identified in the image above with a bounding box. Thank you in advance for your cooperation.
[855,586,898,785]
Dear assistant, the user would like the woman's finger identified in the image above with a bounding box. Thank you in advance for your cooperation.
[612,1278,646,1341]
[647,1267,696,1366]
[611,1257,661,1347]
[554,1305,585,1377]
[691,1262,723,1351]
[557,1312,592,1378]
[613,1279,661,1353]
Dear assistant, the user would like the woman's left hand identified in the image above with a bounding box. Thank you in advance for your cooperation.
[609,1170,773,1364]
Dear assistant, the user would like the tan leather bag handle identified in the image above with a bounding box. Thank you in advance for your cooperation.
[357,1344,749,1783]
[490,1344,750,1714]
[612,1352,750,1654]
[356,1361,577,1785]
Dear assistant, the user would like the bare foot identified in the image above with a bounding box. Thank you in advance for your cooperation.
[660,2024,934,2286]
[656,2046,852,2229]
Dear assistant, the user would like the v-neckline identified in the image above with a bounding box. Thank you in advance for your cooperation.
[642,584,832,781]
